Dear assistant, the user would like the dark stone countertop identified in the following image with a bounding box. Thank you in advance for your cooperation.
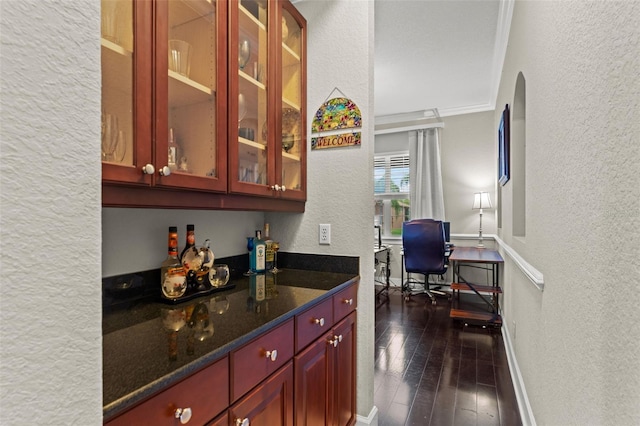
[103,265,359,420]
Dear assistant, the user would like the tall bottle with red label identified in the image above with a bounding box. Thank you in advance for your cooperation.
[161,226,187,299]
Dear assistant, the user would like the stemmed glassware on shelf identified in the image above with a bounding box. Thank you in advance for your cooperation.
[244,236,255,276]
[238,39,250,70]
[270,242,280,273]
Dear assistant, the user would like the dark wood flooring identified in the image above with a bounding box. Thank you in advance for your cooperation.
[374,288,522,426]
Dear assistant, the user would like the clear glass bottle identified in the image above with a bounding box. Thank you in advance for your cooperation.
[264,223,274,271]
[161,226,187,299]
[250,230,266,273]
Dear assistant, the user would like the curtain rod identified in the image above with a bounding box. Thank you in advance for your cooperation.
[374,122,444,136]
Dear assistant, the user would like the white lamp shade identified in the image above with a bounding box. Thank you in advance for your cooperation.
[472,192,492,209]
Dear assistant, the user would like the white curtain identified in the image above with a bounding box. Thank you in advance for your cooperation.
[409,128,445,220]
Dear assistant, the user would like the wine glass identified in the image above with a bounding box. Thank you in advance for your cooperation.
[238,39,250,70]
[270,241,280,273]
[101,112,119,161]
[114,130,126,163]
[244,236,255,276]
[238,93,247,123]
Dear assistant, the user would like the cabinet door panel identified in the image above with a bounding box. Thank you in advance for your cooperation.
[105,356,229,426]
[333,312,357,426]
[101,0,153,185]
[207,411,228,426]
[231,318,294,401]
[230,362,294,426]
[229,0,274,197]
[154,0,227,192]
[295,298,333,352]
[294,331,331,426]
[278,2,306,201]
[333,283,358,323]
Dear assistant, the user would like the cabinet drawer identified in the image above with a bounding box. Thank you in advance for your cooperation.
[231,319,294,402]
[105,356,229,426]
[333,282,358,322]
[295,297,333,352]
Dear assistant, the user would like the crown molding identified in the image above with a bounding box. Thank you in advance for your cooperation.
[489,0,515,108]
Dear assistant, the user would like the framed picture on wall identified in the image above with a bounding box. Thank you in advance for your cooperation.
[498,104,510,186]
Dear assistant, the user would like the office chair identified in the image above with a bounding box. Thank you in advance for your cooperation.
[402,219,449,305]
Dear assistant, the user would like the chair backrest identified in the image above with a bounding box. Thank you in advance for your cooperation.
[402,219,447,274]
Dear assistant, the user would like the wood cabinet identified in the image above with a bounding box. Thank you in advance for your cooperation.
[294,288,357,426]
[103,281,357,426]
[229,362,294,426]
[101,0,306,211]
[105,355,229,426]
[228,0,306,201]
[230,318,294,402]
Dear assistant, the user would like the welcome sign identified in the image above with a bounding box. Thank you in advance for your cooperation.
[311,132,361,150]
[311,95,362,150]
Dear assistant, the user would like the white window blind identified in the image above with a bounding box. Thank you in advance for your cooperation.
[374,153,411,238]
[374,153,410,198]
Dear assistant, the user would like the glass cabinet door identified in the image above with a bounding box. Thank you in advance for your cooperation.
[156,0,227,192]
[101,0,153,184]
[230,0,271,196]
[279,3,305,199]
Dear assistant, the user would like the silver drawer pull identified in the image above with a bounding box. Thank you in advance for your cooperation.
[265,349,278,361]
[174,407,192,424]
[314,318,325,327]
[236,418,250,426]
[343,298,353,306]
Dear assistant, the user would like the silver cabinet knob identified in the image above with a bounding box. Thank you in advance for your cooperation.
[270,184,281,191]
[343,298,353,306]
[141,164,155,175]
[174,407,192,424]
[314,318,325,327]
[329,334,344,347]
[281,185,286,192]
[236,418,250,426]
[159,166,171,176]
[265,349,278,361]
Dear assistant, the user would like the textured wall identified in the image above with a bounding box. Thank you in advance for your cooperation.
[266,0,377,421]
[496,1,640,424]
[0,1,103,424]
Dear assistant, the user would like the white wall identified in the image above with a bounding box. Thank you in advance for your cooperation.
[267,1,377,422]
[495,1,640,425]
[0,1,103,424]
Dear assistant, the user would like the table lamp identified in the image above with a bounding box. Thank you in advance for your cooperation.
[472,192,492,248]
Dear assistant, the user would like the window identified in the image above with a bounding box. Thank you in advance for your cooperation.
[374,153,410,238]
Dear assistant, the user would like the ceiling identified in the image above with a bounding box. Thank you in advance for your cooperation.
[374,0,512,122]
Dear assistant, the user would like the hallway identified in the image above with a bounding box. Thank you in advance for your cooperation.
[374,290,522,425]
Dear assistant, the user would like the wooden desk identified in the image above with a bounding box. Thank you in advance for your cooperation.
[449,246,503,328]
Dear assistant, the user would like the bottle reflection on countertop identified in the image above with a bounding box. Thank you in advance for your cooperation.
[160,296,221,362]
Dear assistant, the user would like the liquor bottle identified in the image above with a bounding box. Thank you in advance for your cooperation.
[264,223,274,271]
[161,226,187,299]
[168,128,178,171]
[180,224,195,263]
[250,230,266,273]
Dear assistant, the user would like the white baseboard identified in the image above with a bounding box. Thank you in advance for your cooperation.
[356,405,378,426]
[502,322,537,426]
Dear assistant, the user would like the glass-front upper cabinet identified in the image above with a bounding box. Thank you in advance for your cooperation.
[279,2,306,200]
[229,0,306,200]
[101,0,153,184]
[229,0,271,196]
[155,0,227,192]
